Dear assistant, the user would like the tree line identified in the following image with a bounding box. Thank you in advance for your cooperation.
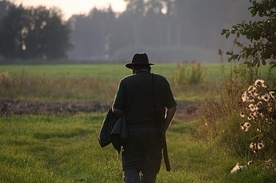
[0,0,273,62]
[0,0,71,60]
[68,0,254,62]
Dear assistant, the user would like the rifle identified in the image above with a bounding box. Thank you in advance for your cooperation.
[152,74,171,172]
[155,109,170,171]
[161,127,170,171]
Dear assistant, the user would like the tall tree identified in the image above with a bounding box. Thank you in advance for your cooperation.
[0,4,72,60]
[0,4,26,59]
[0,0,12,19]
[69,7,115,59]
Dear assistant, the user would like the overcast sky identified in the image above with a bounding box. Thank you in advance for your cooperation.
[14,0,127,19]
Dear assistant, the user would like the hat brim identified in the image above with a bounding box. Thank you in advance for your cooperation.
[125,63,154,69]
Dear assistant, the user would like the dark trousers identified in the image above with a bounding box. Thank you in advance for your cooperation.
[122,128,162,183]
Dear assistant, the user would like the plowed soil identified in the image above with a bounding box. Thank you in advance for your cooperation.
[0,99,199,121]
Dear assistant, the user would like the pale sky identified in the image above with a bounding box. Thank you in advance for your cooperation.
[14,0,127,19]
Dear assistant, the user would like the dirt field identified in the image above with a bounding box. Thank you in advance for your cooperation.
[0,99,199,121]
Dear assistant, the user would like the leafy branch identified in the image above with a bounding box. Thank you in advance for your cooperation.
[221,0,276,68]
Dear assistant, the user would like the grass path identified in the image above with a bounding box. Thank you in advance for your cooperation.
[0,114,274,182]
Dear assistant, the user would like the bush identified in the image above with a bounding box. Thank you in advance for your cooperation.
[197,57,276,171]
[239,79,275,159]
[171,60,205,89]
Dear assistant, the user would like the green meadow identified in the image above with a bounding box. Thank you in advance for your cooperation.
[1,114,274,182]
[0,63,257,100]
[0,63,275,182]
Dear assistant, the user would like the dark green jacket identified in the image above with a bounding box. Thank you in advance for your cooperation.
[98,108,127,153]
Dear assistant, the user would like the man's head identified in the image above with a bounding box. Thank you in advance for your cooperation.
[125,53,154,70]
[131,64,151,73]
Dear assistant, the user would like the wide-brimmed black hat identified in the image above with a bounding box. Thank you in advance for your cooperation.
[125,53,154,69]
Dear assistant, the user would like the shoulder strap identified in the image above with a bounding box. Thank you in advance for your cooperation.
[152,73,159,108]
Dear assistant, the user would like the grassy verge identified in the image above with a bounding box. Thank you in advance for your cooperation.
[0,114,274,182]
[0,63,236,102]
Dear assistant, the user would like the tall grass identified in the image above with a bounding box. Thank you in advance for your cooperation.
[0,73,118,101]
[0,64,189,101]
[0,63,230,102]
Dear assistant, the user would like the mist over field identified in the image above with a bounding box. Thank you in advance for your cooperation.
[0,0,255,63]
[67,0,254,62]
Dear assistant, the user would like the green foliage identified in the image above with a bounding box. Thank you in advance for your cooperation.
[171,61,205,88]
[221,0,276,67]
[0,4,72,60]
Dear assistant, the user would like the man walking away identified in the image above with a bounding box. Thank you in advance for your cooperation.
[112,52,177,183]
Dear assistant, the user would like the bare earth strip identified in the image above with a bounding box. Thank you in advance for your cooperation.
[0,99,199,121]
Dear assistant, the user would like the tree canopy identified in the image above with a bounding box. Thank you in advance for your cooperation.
[0,4,72,60]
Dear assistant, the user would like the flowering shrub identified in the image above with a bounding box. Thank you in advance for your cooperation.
[230,79,275,174]
[239,79,275,156]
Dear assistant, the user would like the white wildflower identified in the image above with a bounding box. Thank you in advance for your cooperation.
[250,142,256,149]
[241,91,255,102]
[248,113,256,121]
[253,111,258,118]
[247,94,255,102]
[240,111,245,117]
[261,93,270,102]
[257,101,263,107]
[253,92,259,98]
[241,92,248,102]
[241,122,251,131]
[248,104,255,112]
[257,142,265,149]
[269,91,275,99]
[248,85,254,91]
[247,160,253,166]
[254,79,265,88]
[249,142,258,153]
